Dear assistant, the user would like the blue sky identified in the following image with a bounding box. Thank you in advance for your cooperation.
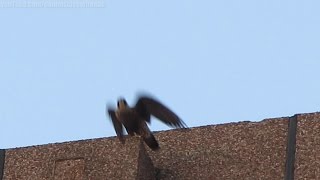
[1,0,319,149]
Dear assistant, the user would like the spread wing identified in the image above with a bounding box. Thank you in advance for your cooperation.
[134,96,187,128]
[107,108,125,143]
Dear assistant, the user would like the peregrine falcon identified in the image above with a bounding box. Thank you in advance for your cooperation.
[107,95,187,151]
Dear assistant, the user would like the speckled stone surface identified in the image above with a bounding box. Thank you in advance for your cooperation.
[136,142,156,180]
[53,158,85,180]
[3,116,290,180]
[148,118,289,180]
[3,136,155,180]
[295,112,320,179]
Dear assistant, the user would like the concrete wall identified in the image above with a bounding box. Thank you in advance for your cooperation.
[2,112,320,180]
[295,113,320,179]
[3,137,155,180]
[148,118,288,179]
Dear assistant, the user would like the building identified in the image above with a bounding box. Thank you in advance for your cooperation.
[1,112,320,179]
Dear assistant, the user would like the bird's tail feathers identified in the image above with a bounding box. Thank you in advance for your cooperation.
[143,134,160,151]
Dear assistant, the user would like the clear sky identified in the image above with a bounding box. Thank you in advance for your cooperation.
[1,0,319,149]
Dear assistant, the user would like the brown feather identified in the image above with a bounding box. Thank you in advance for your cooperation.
[135,96,187,128]
[107,108,125,143]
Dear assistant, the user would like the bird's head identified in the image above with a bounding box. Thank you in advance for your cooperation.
[117,98,128,109]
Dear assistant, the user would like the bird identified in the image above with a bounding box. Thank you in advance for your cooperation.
[107,94,187,151]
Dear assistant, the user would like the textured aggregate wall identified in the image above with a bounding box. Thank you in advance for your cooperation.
[4,112,320,180]
[295,113,320,179]
[3,137,155,180]
[148,118,289,180]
